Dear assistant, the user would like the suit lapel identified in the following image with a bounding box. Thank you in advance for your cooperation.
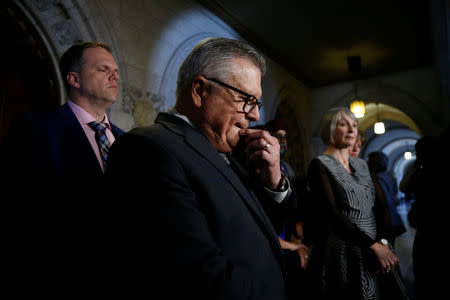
[156,113,262,211]
[155,113,282,253]
[110,123,124,139]
[57,103,102,173]
[226,154,282,250]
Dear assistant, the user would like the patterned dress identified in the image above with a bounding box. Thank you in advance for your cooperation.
[306,154,378,300]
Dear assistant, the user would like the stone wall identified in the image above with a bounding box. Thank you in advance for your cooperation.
[17,0,312,175]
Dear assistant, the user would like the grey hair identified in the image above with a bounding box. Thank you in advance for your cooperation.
[176,37,266,99]
[319,107,358,145]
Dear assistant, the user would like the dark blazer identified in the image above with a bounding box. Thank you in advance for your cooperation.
[105,112,288,300]
[1,102,125,296]
[1,102,123,182]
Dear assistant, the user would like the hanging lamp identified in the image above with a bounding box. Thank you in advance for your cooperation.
[347,57,365,118]
[350,100,365,118]
[350,82,365,118]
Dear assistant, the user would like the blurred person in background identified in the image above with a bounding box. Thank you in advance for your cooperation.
[349,131,365,158]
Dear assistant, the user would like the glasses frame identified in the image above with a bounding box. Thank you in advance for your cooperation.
[205,77,262,114]
[274,133,288,141]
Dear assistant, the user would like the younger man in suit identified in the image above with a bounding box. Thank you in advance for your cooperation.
[1,41,124,295]
[1,41,123,186]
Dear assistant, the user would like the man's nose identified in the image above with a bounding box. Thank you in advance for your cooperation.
[246,105,260,122]
[110,70,119,81]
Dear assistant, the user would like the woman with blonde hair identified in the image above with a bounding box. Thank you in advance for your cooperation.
[304,107,400,300]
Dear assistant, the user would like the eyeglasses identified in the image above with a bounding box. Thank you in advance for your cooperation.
[274,133,288,140]
[205,77,262,114]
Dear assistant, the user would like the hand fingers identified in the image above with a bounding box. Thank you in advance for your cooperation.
[382,258,399,273]
[239,131,279,166]
[299,254,308,269]
[297,247,309,269]
[240,129,277,150]
[239,128,281,186]
[379,247,399,273]
[247,140,274,156]
[244,135,279,156]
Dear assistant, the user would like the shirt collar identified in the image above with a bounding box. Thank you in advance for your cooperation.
[68,100,111,129]
[166,108,195,128]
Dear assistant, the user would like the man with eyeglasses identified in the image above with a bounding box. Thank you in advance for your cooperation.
[106,37,293,299]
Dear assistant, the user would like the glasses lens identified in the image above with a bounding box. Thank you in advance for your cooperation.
[244,99,261,113]
[243,100,249,113]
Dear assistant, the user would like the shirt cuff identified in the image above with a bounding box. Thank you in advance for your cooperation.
[264,173,291,203]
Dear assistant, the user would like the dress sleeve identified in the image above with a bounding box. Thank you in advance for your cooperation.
[306,158,376,249]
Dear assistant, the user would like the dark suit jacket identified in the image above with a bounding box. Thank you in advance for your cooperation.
[105,112,288,299]
[1,102,125,296]
[1,102,123,182]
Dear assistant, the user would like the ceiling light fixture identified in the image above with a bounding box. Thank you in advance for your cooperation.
[374,103,385,134]
[404,151,412,160]
[350,99,365,118]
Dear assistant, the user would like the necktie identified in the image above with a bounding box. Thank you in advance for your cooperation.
[88,121,111,167]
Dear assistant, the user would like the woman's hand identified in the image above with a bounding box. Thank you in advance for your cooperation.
[369,241,399,273]
[279,237,302,251]
[279,236,310,269]
[296,243,309,269]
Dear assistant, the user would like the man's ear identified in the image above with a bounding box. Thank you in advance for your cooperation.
[191,76,208,108]
[66,72,80,88]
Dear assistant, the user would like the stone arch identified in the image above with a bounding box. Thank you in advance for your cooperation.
[156,32,223,112]
[358,103,421,135]
[9,0,125,112]
[0,1,64,142]
[330,79,438,135]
